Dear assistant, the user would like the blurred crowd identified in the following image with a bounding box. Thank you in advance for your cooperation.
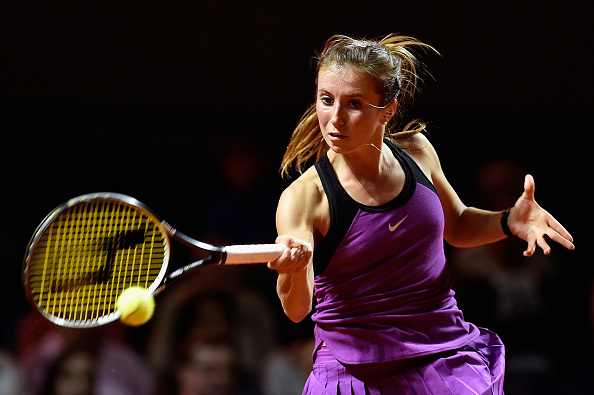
[1,146,592,395]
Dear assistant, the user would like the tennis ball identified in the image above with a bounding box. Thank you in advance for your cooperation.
[116,287,155,326]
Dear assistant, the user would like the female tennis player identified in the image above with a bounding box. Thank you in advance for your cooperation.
[268,34,575,394]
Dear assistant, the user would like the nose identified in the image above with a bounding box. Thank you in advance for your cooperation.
[330,103,345,126]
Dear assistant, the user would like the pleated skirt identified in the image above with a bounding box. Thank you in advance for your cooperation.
[303,328,505,395]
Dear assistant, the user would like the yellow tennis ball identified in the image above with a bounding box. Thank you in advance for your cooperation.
[116,287,155,326]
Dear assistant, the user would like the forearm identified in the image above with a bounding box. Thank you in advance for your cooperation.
[277,268,314,322]
[445,207,507,248]
[273,172,321,322]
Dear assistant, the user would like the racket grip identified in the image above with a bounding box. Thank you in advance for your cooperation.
[223,244,288,264]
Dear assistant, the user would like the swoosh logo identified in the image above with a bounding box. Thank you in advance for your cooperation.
[389,215,408,232]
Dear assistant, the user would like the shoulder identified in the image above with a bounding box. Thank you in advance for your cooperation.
[395,132,441,180]
[280,166,324,205]
[278,166,327,222]
[397,132,434,157]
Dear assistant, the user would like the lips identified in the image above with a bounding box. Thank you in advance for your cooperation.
[328,131,347,141]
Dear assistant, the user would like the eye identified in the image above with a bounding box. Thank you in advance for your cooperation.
[319,96,334,106]
[348,100,362,108]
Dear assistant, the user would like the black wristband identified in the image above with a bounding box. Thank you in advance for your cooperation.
[500,209,514,237]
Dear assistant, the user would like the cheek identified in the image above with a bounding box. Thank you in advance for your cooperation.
[315,104,329,130]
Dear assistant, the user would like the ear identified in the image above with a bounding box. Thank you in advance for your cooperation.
[382,101,398,123]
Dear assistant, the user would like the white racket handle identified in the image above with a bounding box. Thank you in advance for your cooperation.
[223,244,288,264]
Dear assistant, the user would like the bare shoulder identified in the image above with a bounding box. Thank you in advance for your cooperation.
[277,166,329,237]
[397,132,441,177]
[280,167,325,206]
[398,132,436,157]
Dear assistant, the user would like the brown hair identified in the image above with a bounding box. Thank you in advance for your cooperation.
[280,34,438,178]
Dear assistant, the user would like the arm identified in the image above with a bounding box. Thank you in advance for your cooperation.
[408,134,574,255]
[268,172,324,322]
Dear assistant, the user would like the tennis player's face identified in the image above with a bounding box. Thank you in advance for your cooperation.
[316,66,388,155]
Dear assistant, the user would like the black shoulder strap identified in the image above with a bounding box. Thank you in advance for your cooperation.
[313,155,359,275]
[385,139,437,195]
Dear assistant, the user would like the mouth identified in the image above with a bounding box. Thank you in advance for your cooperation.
[327,131,347,141]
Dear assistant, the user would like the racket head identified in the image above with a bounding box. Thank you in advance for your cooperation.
[23,193,170,328]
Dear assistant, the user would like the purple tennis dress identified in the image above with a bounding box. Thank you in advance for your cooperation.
[304,140,505,394]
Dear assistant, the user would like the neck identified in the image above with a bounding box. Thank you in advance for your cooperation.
[329,141,393,182]
[344,142,382,155]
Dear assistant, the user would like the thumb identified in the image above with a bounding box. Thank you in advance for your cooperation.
[522,174,536,201]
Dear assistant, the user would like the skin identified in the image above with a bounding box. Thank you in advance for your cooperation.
[269,65,575,323]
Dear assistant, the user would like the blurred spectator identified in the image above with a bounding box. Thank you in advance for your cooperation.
[42,348,94,395]
[0,349,31,395]
[148,285,269,395]
[16,313,153,395]
[175,333,254,395]
[260,320,314,395]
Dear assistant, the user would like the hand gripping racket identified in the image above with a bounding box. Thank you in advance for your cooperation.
[22,192,287,328]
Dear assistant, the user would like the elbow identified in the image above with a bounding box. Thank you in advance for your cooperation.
[444,228,481,249]
[284,303,312,323]
[444,232,468,248]
[277,271,314,323]
[443,228,463,248]
[443,208,473,248]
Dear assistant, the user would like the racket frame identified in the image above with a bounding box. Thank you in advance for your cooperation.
[22,192,230,328]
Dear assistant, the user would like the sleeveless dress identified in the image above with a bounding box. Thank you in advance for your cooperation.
[302,140,505,394]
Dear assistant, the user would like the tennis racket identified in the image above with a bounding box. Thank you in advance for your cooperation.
[23,192,287,328]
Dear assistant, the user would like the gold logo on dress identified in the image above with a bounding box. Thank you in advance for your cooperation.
[389,215,408,232]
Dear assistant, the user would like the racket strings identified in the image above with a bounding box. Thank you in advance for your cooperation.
[28,200,167,325]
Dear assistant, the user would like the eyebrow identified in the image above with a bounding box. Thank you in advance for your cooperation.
[317,89,368,99]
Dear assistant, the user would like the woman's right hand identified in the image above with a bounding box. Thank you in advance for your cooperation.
[268,235,313,274]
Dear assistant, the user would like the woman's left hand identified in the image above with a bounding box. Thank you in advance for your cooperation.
[509,174,575,256]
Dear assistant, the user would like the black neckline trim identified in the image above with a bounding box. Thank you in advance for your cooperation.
[321,140,417,213]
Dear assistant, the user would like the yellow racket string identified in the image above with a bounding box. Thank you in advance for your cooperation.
[28,200,167,325]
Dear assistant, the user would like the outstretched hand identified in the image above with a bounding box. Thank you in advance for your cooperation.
[509,174,574,256]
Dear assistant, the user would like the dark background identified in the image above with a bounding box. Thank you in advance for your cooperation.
[1,0,592,392]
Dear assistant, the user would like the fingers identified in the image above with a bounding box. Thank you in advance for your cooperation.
[272,245,312,274]
[268,236,313,274]
[547,229,575,251]
[523,231,553,257]
[523,238,537,257]
[547,217,574,245]
[544,220,575,251]
[290,244,312,265]
[275,235,312,249]
[539,213,575,253]
[524,225,575,257]
[536,235,552,256]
